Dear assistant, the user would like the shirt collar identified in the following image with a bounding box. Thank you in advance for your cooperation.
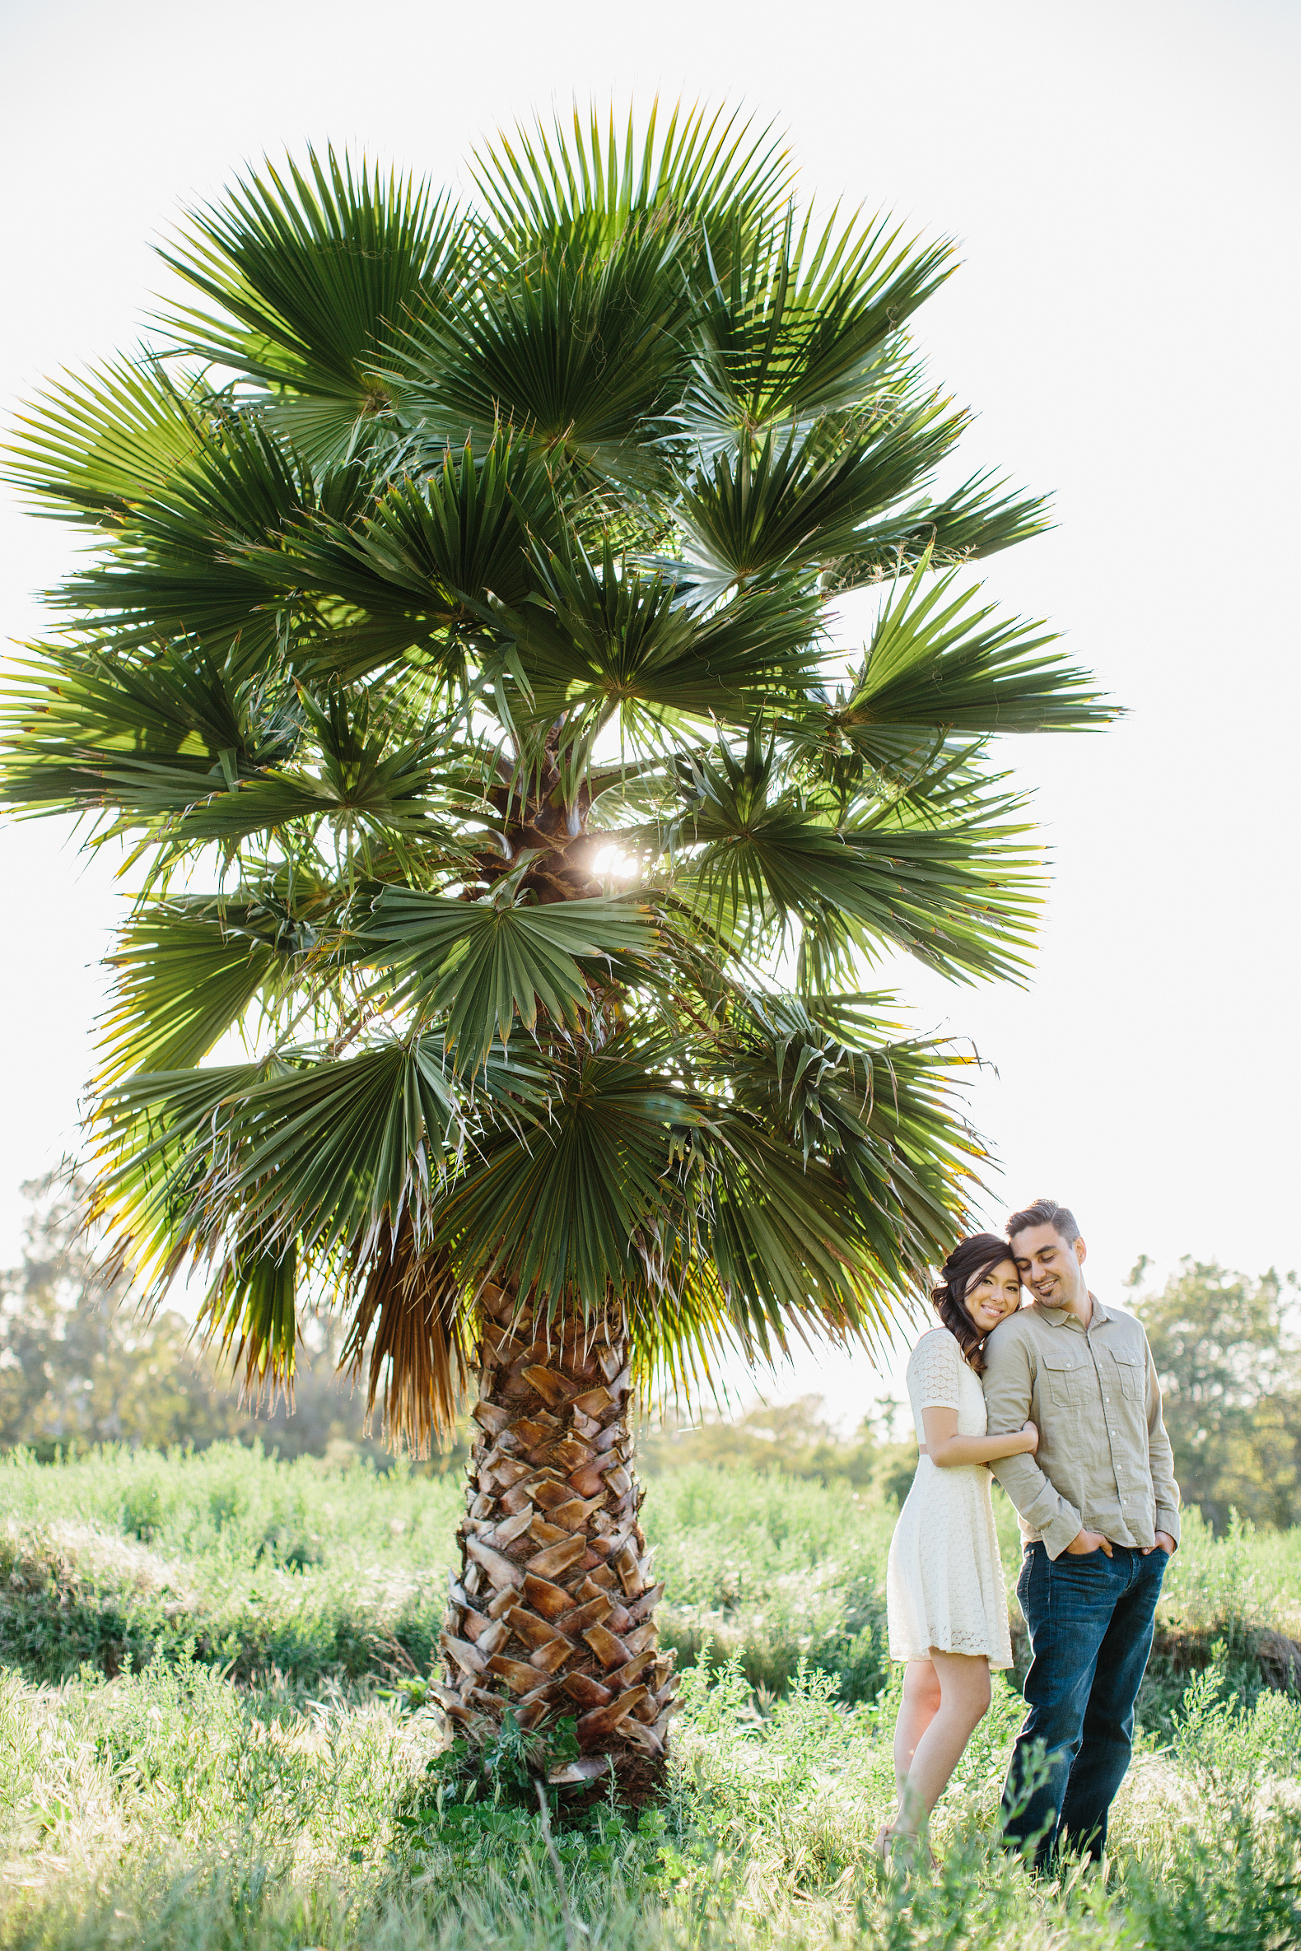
[1033,1292,1108,1328]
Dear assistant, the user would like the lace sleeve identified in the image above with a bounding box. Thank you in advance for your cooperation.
[908,1330,962,1411]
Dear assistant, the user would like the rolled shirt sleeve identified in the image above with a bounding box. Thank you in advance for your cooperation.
[982,1325,1083,1560]
[1146,1343,1182,1547]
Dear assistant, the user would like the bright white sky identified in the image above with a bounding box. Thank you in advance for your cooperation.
[1,0,1297,1428]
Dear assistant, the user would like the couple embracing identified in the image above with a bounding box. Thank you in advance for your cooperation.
[880,1197,1181,1870]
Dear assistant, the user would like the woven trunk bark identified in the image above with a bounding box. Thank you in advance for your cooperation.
[434,1282,677,1792]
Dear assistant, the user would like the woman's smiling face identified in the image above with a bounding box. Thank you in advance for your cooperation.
[962,1258,1023,1334]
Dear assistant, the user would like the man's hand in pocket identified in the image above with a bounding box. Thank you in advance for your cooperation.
[1066,1527,1112,1557]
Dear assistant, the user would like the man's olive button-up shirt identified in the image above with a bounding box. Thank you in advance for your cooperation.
[982,1297,1181,1560]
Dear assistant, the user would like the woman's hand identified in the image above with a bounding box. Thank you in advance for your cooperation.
[1020,1420,1039,1455]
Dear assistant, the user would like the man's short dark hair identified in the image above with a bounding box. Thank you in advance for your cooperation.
[1006,1197,1081,1245]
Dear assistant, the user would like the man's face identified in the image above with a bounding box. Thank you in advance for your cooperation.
[1009,1223,1087,1306]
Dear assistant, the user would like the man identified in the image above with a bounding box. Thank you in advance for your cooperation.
[982,1197,1180,1869]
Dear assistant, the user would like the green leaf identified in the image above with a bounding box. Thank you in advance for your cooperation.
[826,555,1116,751]
[265,434,565,635]
[199,1238,300,1400]
[381,217,692,480]
[98,902,285,1083]
[0,646,465,870]
[686,991,983,1342]
[491,539,825,729]
[56,427,370,675]
[0,640,300,818]
[676,203,951,457]
[434,1045,701,1312]
[364,886,660,1071]
[150,685,458,846]
[823,469,1052,588]
[673,729,1045,984]
[94,1038,472,1291]
[470,100,794,261]
[673,404,962,592]
[156,146,463,466]
[4,358,209,526]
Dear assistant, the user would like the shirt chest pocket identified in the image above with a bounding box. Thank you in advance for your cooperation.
[1109,1352,1145,1401]
[1040,1347,1092,1406]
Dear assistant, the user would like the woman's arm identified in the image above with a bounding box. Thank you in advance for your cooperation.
[921,1406,1038,1467]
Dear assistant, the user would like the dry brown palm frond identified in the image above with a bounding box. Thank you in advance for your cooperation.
[341,1213,470,1455]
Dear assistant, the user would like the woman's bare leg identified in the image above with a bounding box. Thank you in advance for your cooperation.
[894,1649,991,1837]
[893,1660,943,1807]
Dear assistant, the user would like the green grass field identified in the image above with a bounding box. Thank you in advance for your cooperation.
[0,1442,1297,1949]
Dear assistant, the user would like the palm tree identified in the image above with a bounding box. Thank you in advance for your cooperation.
[2,105,1111,1791]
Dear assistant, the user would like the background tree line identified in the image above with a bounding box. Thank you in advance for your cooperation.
[0,1176,410,1469]
[2,1176,1296,1530]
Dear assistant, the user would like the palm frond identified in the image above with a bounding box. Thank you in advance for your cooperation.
[676,204,950,457]
[673,403,962,589]
[631,1019,979,1383]
[696,1117,885,1349]
[671,728,1044,983]
[700,990,986,1304]
[381,218,692,478]
[824,469,1052,587]
[824,555,1115,757]
[364,883,660,1072]
[0,639,299,817]
[93,1038,471,1301]
[470,99,793,258]
[42,417,372,673]
[156,685,460,848]
[92,1040,528,1438]
[4,358,209,526]
[98,900,296,1084]
[340,1214,470,1455]
[491,539,826,730]
[264,434,565,631]
[199,1238,300,1402]
[156,146,463,467]
[433,1045,703,1312]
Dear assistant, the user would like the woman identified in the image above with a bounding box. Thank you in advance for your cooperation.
[878,1234,1037,1863]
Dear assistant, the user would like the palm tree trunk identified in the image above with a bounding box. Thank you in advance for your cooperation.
[435,1281,677,1792]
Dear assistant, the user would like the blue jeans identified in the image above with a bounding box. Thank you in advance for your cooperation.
[1002,1541,1166,1867]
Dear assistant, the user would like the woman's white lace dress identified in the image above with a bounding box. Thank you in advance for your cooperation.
[886,1327,1012,1667]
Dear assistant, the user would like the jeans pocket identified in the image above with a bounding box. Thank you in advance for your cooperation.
[1056,1546,1108,1573]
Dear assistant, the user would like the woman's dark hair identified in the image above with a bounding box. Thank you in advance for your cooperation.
[931,1232,1019,1373]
